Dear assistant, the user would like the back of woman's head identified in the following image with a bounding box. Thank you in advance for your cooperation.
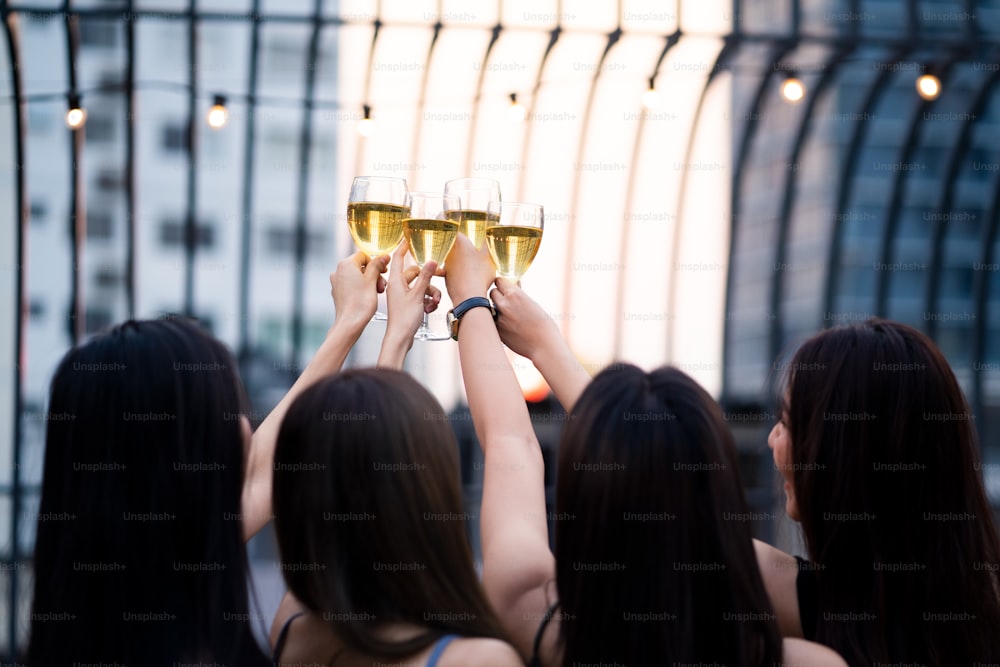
[272,368,509,658]
[785,318,1000,664]
[554,363,782,666]
[28,317,267,666]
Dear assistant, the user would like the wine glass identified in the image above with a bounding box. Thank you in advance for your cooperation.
[347,176,408,321]
[404,192,461,341]
[443,177,501,249]
[485,201,544,282]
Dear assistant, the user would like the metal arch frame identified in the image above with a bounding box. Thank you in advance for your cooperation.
[611,27,682,357]
[924,56,1000,340]
[125,0,136,318]
[768,45,854,364]
[873,55,962,320]
[514,21,563,198]
[64,0,84,343]
[289,0,325,370]
[461,19,503,177]
[667,34,739,363]
[182,0,199,317]
[237,0,263,366]
[558,10,623,349]
[971,144,1000,431]
[719,39,796,390]
[1,2,27,656]
[406,14,444,187]
[821,47,911,321]
[351,0,383,178]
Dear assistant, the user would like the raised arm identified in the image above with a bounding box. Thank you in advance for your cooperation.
[445,235,556,659]
[376,241,440,370]
[491,278,590,412]
[241,252,388,541]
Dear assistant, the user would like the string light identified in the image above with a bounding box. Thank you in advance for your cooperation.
[916,71,941,101]
[206,94,229,129]
[780,74,806,104]
[65,93,86,129]
[507,93,526,123]
[642,76,660,109]
[358,104,375,136]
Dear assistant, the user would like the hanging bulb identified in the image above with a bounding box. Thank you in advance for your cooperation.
[507,93,526,123]
[207,94,229,129]
[780,74,805,104]
[642,76,660,109]
[66,93,86,129]
[358,104,375,137]
[916,72,941,101]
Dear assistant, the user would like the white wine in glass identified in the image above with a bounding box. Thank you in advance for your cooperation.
[443,177,501,249]
[346,176,408,320]
[485,201,544,282]
[404,192,461,341]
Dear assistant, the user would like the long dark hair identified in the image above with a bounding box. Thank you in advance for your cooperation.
[555,364,783,666]
[27,317,268,666]
[785,318,1000,666]
[272,368,510,659]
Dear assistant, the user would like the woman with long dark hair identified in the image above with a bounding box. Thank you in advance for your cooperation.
[268,244,521,666]
[27,250,414,666]
[443,235,845,666]
[755,318,1000,666]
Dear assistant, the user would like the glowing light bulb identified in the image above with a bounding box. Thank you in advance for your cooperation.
[358,105,375,136]
[507,93,526,123]
[781,77,805,104]
[66,94,86,129]
[207,95,228,129]
[916,73,941,101]
[643,78,660,109]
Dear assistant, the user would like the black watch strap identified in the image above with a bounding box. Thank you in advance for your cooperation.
[449,297,496,341]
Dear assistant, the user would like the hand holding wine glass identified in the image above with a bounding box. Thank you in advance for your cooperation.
[404,192,461,341]
[485,201,544,282]
[444,177,501,249]
[346,175,408,321]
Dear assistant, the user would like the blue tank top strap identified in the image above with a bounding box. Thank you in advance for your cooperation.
[425,634,459,667]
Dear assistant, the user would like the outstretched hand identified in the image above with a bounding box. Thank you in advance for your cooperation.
[329,251,390,329]
[491,277,561,360]
[384,241,442,342]
[444,233,496,304]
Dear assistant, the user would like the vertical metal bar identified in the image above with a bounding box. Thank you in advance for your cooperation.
[183,0,198,317]
[238,0,262,364]
[125,0,136,317]
[64,2,84,343]
[2,4,27,657]
[290,0,323,368]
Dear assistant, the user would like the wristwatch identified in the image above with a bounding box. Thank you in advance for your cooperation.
[447,296,497,341]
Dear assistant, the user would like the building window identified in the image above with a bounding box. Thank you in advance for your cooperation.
[264,225,329,258]
[159,218,216,250]
[28,298,45,321]
[85,307,114,333]
[94,264,123,288]
[87,210,114,239]
[29,200,47,223]
[161,123,188,153]
[96,168,126,192]
[86,114,116,144]
[79,20,119,48]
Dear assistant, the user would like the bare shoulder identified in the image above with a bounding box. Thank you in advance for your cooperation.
[753,538,804,638]
[781,637,848,667]
[440,637,524,667]
[269,591,307,649]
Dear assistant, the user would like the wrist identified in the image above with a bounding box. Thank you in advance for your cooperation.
[329,315,367,342]
[447,285,489,305]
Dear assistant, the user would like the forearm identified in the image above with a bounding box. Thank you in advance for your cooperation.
[530,333,591,413]
[241,318,365,540]
[458,309,536,448]
[376,330,413,370]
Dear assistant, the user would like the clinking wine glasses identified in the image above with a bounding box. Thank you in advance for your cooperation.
[485,201,544,282]
[404,192,461,341]
[443,177,501,249]
[347,175,408,321]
